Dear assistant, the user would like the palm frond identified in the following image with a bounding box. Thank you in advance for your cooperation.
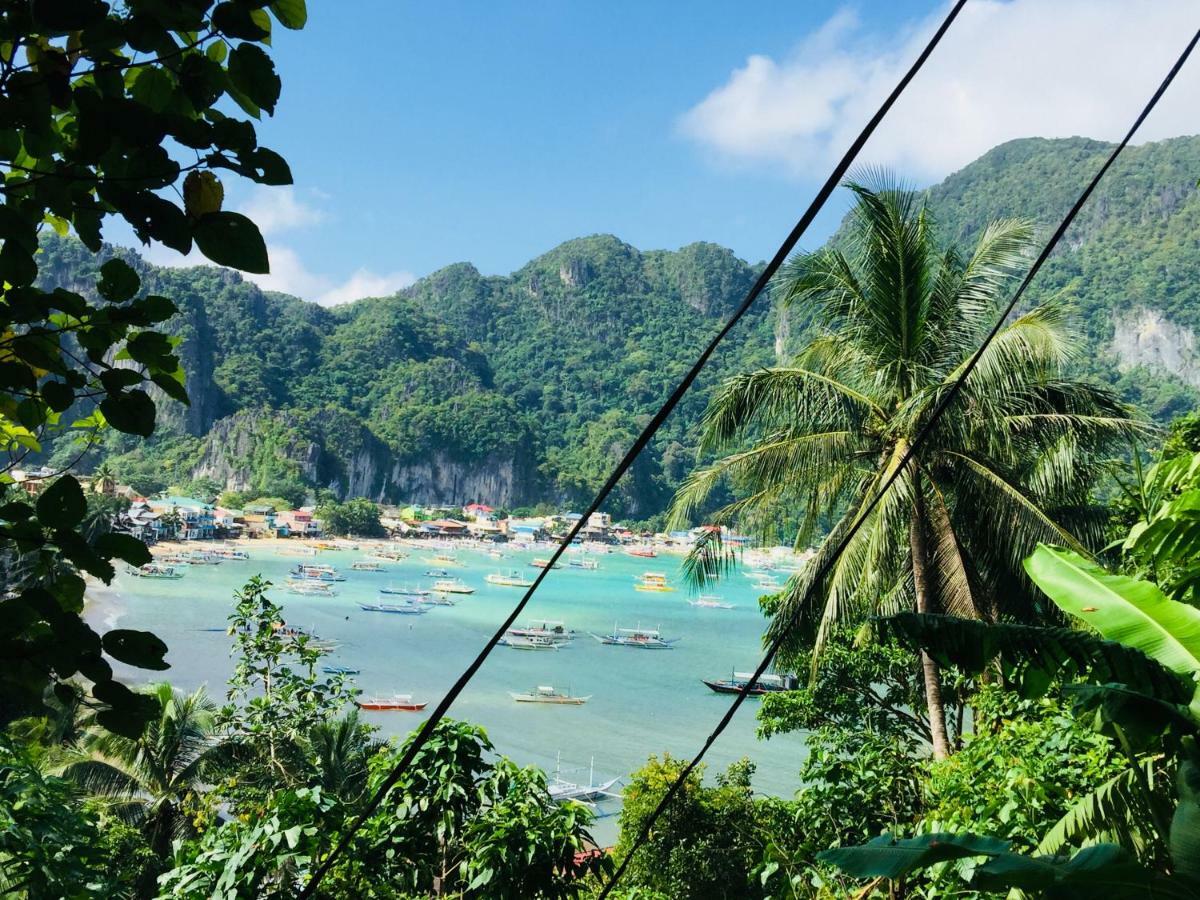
[1038,757,1168,857]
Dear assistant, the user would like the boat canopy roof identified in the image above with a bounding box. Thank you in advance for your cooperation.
[619,627,660,636]
[734,672,785,685]
[537,685,556,692]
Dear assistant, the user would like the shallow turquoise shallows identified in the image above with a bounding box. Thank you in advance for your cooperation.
[89,543,806,837]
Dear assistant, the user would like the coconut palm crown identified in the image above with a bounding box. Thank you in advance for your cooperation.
[670,177,1144,757]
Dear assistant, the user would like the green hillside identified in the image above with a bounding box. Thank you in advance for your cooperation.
[38,135,1200,513]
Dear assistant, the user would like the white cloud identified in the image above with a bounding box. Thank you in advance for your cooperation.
[238,186,323,236]
[680,0,1200,180]
[133,188,414,307]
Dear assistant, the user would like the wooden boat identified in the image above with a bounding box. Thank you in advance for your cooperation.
[634,572,675,593]
[424,568,450,578]
[323,664,360,675]
[209,547,250,561]
[510,685,590,705]
[591,624,678,649]
[380,584,430,597]
[567,556,598,570]
[291,564,345,582]
[426,553,460,566]
[486,570,534,588]
[286,581,337,596]
[128,563,185,579]
[431,578,474,595]
[359,602,427,615]
[352,560,385,572]
[689,595,735,609]
[548,755,622,804]
[702,671,795,696]
[358,694,427,711]
[529,558,560,570]
[625,546,656,558]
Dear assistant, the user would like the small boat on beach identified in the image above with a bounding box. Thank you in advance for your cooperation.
[510,685,590,705]
[128,563,185,579]
[431,578,474,595]
[359,602,427,615]
[689,595,735,609]
[591,624,678,649]
[634,572,675,593]
[323,664,360,675]
[352,560,385,572]
[358,694,427,712]
[486,570,534,588]
[702,671,796,696]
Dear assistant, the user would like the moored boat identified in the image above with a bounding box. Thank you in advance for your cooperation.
[702,671,796,696]
[358,694,427,712]
[128,563,185,579]
[359,602,427,615]
[286,580,337,596]
[291,564,345,582]
[431,578,474,595]
[625,546,656,558]
[424,568,450,578]
[379,584,430,597]
[509,685,590,705]
[590,624,678,649]
[506,619,572,645]
[500,634,560,650]
[486,570,534,588]
[323,664,360,675]
[567,556,598,570]
[352,560,385,572]
[529,558,560,569]
[634,572,675,592]
[689,595,735,609]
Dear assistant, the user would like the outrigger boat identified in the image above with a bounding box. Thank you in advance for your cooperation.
[323,664,360,675]
[500,634,560,650]
[509,685,590,705]
[506,619,573,645]
[591,624,679,649]
[426,553,460,566]
[529,558,559,570]
[566,556,598,570]
[209,547,249,561]
[358,694,427,712]
[689,595,735,609]
[548,754,622,805]
[431,578,474,595]
[286,580,337,596]
[625,546,656,558]
[359,602,427,615]
[351,560,385,572]
[702,671,796,696]
[128,563,185,579]
[634,572,675,592]
[486,570,534,588]
[424,568,450,578]
[379,584,430,597]
[291,564,345,582]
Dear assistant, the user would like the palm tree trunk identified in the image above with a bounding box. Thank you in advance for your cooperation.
[909,478,952,761]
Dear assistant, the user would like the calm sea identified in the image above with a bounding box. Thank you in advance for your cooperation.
[87,543,808,838]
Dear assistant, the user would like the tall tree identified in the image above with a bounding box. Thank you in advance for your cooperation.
[672,178,1142,758]
[62,683,220,866]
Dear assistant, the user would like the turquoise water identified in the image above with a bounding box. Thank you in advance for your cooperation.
[88,543,806,836]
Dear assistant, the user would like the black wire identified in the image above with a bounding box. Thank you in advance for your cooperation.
[597,23,1200,900]
[298,2,970,895]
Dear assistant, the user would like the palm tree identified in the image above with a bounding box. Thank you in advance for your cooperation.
[305,710,385,808]
[62,683,220,858]
[671,178,1142,759]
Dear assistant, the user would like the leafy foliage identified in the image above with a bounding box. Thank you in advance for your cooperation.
[315,497,384,538]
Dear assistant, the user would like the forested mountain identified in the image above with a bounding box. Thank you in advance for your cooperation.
[40,135,1200,513]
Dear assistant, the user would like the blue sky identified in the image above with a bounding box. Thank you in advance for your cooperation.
[133,1,1200,304]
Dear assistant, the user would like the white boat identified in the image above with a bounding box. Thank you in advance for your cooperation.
[506,619,572,645]
[486,570,534,588]
[379,583,430,597]
[431,578,474,595]
[689,595,735,609]
[209,547,250,561]
[509,685,590,705]
[591,624,678,649]
[286,581,337,596]
[128,563,185,579]
[548,755,622,805]
[359,602,427,615]
[352,560,385,572]
[292,564,345,582]
[501,634,560,650]
[567,554,599,570]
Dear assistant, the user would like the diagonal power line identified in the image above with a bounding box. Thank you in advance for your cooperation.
[597,22,1200,900]
[299,2,972,895]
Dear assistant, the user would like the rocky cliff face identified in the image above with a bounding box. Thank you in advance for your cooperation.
[191,409,538,505]
[1111,307,1200,387]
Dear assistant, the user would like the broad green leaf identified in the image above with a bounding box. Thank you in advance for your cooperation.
[36,475,86,529]
[1173,758,1200,881]
[1026,545,1200,678]
[99,389,156,437]
[817,832,1011,879]
[228,44,281,115]
[193,211,269,273]
[95,532,152,566]
[97,258,140,302]
[183,170,224,218]
[101,629,169,670]
[269,0,307,29]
